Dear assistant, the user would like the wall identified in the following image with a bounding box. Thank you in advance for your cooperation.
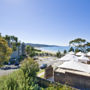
[54,71,65,84]
[65,72,90,89]
[44,65,53,79]
[54,70,90,89]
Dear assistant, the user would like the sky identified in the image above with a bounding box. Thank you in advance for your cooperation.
[0,0,90,46]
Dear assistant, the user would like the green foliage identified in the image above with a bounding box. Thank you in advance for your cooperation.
[29,51,36,57]
[46,84,72,90]
[75,48,81,53]
[0,58,40,90]
[25,45,31,55]
[25,45,36,57]
[86,48,90,52]
[69,38,86,46]
[0,70,73,90]
[69,47,74,52]
[0,37,12,66]
[69,38,90,52]
[63,50,67,55]
[56,51,62,58]
[4,35,21,51]
[21,58,39,78]
[5,76,19,90]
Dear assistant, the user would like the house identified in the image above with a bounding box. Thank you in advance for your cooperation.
[54,61,90,89]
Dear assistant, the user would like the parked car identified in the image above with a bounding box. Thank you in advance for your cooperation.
[1,66,11,70]
[40,64,47,69]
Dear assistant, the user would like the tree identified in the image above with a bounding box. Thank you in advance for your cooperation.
[0,33,1,37]
[63,50,67,55]
[69,38,86,52]
[85,42,90,52]
[86,48,90,52]
[4,35,20,51]
[56,51,62,58]
[69,47,74,52]
[75,48,81,53]
[21,58,39,77]
[0,37,12,66]
[1,58,40,90]
[25,45,31,55]
[25,45,36,57]
[4,35,11,47]
[21,58,39,90]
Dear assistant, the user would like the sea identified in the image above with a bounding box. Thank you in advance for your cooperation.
[38,46,70,53]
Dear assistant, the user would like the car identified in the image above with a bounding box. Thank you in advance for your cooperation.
[40,64,47,69]
[1,66,11,70]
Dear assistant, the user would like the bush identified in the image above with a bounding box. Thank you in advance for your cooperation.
[0,58,73,90]
[56,51,62,58]
[0,58,40,90]
[5,76,19,90]
[21,57,39,77]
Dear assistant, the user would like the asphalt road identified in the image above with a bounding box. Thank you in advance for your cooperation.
[0,65,19,76]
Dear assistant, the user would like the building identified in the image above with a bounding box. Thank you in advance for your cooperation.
[76,52,85,57]
[78,55,90,64]
[54,61,90,89]
[11,43,26,59]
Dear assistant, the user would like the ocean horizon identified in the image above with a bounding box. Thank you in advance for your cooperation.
[38,46,70,53]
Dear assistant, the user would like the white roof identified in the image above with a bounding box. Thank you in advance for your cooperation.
[58,60,90,73]
[87,52,90,56]
[76,52,85,56]
[68,51,75,55]
[59,54,78,61]
[78,55,90,61]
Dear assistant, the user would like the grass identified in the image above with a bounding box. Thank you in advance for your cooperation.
[37,69,45,78]
[40,74,44,78]
[37,69,45,74]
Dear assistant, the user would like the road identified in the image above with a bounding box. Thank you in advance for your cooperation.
[0,65,19,76]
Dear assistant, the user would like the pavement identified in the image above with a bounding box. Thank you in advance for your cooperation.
[0,65,19,76]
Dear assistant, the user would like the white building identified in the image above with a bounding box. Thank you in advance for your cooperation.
[59,54,78,62]
[78,55,90,64]
[76,52,85,56]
